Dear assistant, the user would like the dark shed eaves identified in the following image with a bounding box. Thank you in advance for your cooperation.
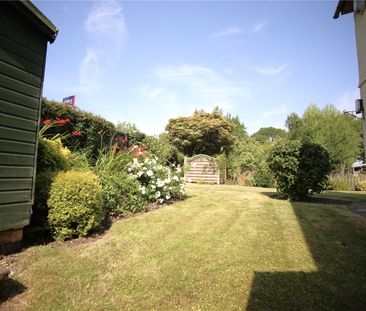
[334,0,354,19]
[9,0,58,43]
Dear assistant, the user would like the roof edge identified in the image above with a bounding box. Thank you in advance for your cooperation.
[9,0,58,43]
[334,0,354,19]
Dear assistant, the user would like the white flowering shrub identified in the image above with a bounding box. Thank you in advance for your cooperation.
[128,157,186,204]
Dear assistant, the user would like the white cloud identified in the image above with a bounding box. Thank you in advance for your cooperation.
[210,27,244,38]
[334,89,360,112]
[245,102,291,135]
[76,1,127,96]
[132,64,251,135]
[149,87,164,98]
[84,1,127,48]
[78,49,100,93]
[211,20,268,39]
[249,21,267,35]
[255,64,289,76]
[262,104,289,119]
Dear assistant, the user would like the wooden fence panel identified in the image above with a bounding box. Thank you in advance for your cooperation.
[184,154,220,184]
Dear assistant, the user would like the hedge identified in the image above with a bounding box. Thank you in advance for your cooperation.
[41,98,116,159]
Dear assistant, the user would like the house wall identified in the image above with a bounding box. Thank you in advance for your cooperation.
[0,3,47,233]
[354,10,366,156]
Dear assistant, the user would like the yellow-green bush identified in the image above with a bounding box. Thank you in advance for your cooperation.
[37,137,71,173]
[355,181,366,191]
[48,171,104,240]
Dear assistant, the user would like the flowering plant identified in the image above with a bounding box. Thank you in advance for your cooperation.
[128,157,185,204]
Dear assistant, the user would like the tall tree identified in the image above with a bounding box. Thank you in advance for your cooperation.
[285,104,362,168]
[166,109,235,156]
[225,113,248,142]
[252,127,287,143]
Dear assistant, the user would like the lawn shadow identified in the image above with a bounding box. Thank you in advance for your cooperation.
[246,192,366,311]
[0,277,27,303]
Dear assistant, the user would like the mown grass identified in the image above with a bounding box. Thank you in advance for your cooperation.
[316,190,366,203]
[3,184,366,310]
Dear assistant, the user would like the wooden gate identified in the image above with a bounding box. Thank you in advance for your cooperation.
[184,154,220,184]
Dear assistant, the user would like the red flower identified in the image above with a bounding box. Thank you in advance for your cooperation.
[56,117,60,121]
[43,119,51,125]
[72,131,81,136]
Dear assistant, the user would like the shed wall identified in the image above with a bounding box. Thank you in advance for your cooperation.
[0,3,47,231]
[354,11,366,158]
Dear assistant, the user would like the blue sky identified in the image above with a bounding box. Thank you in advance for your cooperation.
[35,0,359,135]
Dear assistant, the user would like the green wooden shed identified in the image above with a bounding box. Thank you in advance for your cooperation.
[0,0,57,252]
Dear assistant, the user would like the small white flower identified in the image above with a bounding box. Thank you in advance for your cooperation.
[176,167,182,172]
[155,191,161,198]
[157,179,165,187]
[137,171,143,177]
[147,170,153,176]
[158,198,164,204]
[165,194,171,200]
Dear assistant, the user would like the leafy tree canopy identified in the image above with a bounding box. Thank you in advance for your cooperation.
[116,121,146,145]
[285,104,362,169]
[165,108,235,156]
[252,127,287,143]
[225,113,248,142]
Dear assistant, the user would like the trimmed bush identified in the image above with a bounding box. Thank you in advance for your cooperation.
[267,139,331,200]
[355,181,366,191]
[254,166,274,188]
[98,172,147,215]
[37,137,70,173]
[48,171,104,240]
[32,170,57,227]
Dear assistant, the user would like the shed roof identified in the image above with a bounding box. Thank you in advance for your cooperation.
[334,0,354,19]
[8,0,58,43]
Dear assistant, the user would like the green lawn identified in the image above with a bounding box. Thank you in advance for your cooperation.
[2,184,366,310]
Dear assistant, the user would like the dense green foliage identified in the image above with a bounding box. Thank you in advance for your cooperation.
[225,113,248,141]
[129,157,186,203]
[268,139,331,200]
[166,109,235,156]
[355,181,366,191]
[225,138,274,187]
[98,172,147,215]
[286,104,362,169]
[115,121,146,146]
[37,137,70,173]
[94,145,134,176]
[252,127,287,143]
[142,134,184,165]
[41,98,116,158]
[48,171,104,240]
[33,136,73,227]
